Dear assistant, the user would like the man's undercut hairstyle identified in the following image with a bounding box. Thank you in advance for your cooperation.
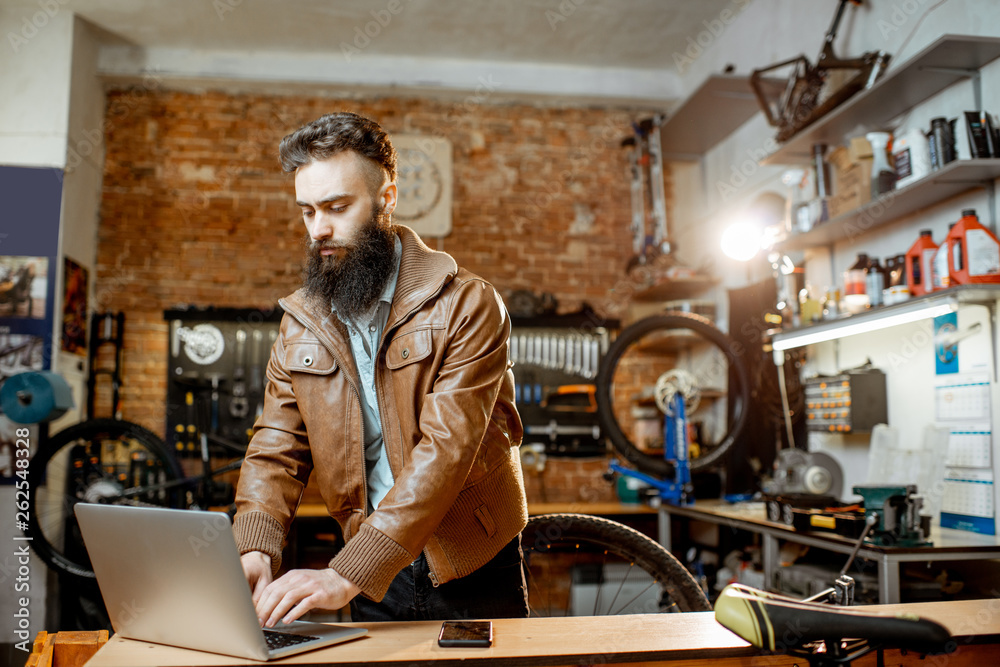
[279,112,397,194]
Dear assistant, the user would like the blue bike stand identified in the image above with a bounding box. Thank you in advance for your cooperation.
[610,392,693,506]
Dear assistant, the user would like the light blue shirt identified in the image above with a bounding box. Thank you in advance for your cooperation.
[332,235,402,515]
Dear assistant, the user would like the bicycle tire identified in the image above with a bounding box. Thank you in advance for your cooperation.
[595,312,750,477]
[522,513,710,615]
[26,418,183,579]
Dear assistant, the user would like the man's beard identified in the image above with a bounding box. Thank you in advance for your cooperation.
[303,205,397,321]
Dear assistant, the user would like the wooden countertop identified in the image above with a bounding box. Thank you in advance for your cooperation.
[84,613,770,666]
[82,598,1000,667]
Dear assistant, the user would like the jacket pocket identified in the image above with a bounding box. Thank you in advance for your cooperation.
[285,341,338,375]
[386,329,432,369]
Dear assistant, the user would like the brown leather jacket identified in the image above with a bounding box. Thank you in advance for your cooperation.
[233,225,527,601]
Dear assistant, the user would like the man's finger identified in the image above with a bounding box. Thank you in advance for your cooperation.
[256,583,281,625]
[266,591,307,628]
[251,572,270,606]
[282,597,313,625]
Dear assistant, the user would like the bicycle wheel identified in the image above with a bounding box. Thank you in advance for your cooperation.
[595,312,749,478]
[26,418,183,578]
[522,513,710,616]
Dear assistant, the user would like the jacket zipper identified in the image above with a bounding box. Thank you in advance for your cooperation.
[280,274,453,581]
[279,300,369,518]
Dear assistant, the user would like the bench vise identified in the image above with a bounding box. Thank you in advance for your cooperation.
[853,484,932,547]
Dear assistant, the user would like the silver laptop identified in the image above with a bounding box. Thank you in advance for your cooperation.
[75,503,367,660]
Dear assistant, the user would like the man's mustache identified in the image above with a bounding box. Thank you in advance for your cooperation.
[309,240,349,252]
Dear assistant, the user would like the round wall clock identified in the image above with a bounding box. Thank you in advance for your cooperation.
[390,134,453,237]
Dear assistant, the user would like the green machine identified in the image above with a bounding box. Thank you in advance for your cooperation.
[853,484,932,547]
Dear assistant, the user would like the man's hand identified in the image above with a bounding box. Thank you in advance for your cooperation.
[255,568,361,627]
[241,551,273,607]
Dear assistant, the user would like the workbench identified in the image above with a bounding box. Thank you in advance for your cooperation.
[36,599,1000,666]
[658,500,1000,603]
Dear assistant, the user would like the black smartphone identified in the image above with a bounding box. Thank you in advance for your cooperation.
[437,620,493,648]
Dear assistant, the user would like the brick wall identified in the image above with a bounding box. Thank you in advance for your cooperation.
[95,86,670,501]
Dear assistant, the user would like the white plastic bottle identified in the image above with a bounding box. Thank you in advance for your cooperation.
[866,132,896,197]
[893,128,932,188]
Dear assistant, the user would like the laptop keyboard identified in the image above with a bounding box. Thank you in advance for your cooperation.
[263,629,320,651]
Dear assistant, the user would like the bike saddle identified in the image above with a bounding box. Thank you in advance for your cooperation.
[715,584,952,655]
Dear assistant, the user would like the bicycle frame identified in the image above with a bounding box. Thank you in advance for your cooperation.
[610,392,693,506]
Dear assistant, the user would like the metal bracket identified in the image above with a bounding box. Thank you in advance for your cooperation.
[920,66,982,109]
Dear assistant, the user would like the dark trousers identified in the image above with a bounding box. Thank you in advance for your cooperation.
[349,536,528,621]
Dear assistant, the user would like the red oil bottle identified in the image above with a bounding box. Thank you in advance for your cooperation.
[947,209,1000,285]
[905,229,938,296]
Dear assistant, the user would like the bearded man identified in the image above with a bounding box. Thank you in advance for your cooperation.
[233,112,528,625]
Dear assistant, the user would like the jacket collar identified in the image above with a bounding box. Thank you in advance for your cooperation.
[280,224,457,339]
[388,225,458,328]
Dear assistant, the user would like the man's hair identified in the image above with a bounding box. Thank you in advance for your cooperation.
[278,112,397,192]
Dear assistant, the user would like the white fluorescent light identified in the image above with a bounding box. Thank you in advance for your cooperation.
[772,301,956,350]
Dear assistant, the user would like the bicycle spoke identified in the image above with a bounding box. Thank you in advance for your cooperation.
[610,579,659,616]
[521,513,710,616]
[601,558,633,615]
[568,543,584,617]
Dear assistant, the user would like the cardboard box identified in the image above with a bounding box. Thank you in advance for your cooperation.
[848,135,874,161]
[826,145,852,171]
[823,145,874,218]
[828,185,866,218]
[835,158,873,193]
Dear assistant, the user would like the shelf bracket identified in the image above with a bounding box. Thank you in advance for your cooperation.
[920,66,982,108]
[989,301,998,384]
[987,179,997,234]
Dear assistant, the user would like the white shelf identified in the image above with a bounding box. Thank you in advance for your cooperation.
[771,285,1000,350]
[659,75,766,160]
[775,159,1000,251]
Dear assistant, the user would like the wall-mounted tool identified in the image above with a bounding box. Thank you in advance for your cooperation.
[803,365,887,434]
[229,329,249,419]
[249,329,265,423]
[509,328,609,380]
[621,115,670,272]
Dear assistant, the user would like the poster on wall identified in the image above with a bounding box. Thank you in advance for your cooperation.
[0,256,48,320]
[62,256,88,355]
[0,165,63,467]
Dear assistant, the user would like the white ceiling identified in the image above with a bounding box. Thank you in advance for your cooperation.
[7,0,741,106]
